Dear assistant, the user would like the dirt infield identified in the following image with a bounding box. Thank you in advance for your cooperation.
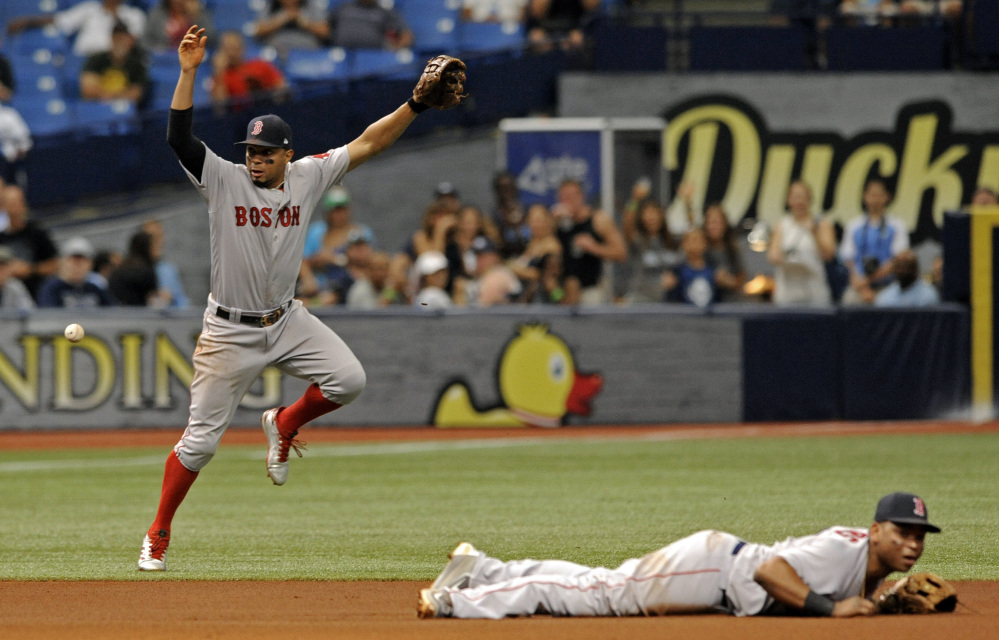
[2,580,996,640]
[3,421,997,639]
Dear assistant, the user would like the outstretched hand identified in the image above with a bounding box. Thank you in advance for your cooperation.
[178,26,207,72]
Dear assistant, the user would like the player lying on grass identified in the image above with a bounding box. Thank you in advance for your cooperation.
[419,492,950,618]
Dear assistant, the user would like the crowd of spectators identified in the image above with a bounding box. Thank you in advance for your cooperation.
[0,176,190,310]
[279,171,998,313]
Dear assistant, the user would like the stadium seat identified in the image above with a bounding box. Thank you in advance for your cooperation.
[397,0,460,55]
[9,51,64,100]
[60,52,86,99]
[284,47,352,90]
[688,25,809,71]
[73,100,140,136]
[2,0,61,29]
[210,0,266,38]
[350,48,420,79]
[456,21,525,54]
[3,26,69,56]
[9,96,70,137]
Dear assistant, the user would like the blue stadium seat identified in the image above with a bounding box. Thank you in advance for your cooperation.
[72,100,140,136]
[210,0,264,37]
[350,48,420,79]
[59,52,86,99]
[3,27,69,56]
[688,25,809,71]
[9,51,64,99]
[2,0,62,28]
[9,96,70,137]
[284,47,352,88]
[456,21,525,54]
[397,0,460,55]
[825,25,947,71]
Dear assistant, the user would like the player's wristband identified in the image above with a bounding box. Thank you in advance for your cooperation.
[803,590,835,617]
[407,98,430,114]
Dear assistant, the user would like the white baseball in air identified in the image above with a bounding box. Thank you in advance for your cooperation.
[64,323,85,343]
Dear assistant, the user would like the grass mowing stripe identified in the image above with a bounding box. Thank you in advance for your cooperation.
[0,432,995,581]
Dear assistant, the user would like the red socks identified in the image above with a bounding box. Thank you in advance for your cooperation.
[149,451,199,535]
[276,383,341,435]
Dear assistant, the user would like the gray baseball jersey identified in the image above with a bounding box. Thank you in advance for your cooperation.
[183,144,349,311]
[445,527,875,618]
[172,142,366,472]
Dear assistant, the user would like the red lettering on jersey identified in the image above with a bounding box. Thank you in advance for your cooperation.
[291,205,300,226]
[276,207,288,227]
[310,151,332,160]
[834,529,868,543]
[260,208,272,227]
[235,206,248,226]
[249,207,261,226]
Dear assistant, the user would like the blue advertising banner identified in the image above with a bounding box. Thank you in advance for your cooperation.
[505,130,602,206]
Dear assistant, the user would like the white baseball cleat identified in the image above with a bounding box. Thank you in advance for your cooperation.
[262,408,305,486]
[417,587,453,619]
[431,542,482,591]
[138,529,170,571]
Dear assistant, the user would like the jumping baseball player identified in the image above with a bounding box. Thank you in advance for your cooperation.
[138,26,467,571]
[418,492,945,618]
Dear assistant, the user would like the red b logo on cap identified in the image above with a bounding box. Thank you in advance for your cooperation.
[912,497,926,517]
[252,120,263,135]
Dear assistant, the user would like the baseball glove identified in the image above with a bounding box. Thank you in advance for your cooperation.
[877,572,958,614]
[412,55,468,110]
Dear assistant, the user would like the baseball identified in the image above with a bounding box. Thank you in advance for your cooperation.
[64,323,85,343]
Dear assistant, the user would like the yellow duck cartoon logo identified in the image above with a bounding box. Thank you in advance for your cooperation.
[433,324,603,428]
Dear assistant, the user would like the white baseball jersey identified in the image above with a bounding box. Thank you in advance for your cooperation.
[445,527,875,619]
[725,525,872,616]
[183,144,349,312]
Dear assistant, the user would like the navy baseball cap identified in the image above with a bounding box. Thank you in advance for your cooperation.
[235,114,292,149]
[874,492,941,533]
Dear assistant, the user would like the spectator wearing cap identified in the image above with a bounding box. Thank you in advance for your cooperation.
[300,185,377,300]
[434,181,463,216]
[7,0,147,58]
[463,235,522,307]
[412,250,453,309]
[303,227,374,306]
[0,185,58,301]
[303,186,377,271]
[80,21,151,108]
[0,246,35,311]
[37,237,115,308]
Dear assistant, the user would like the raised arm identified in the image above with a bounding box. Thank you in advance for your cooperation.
[753,557,875,618]
[346,55,467,171]
[345,103,419,172]
[172,26,207,110]
[167,26,208,180]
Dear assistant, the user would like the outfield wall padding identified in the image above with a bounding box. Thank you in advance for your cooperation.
[0,306,970,430]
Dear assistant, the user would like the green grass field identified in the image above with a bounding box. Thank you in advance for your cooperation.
[1,431,996,581]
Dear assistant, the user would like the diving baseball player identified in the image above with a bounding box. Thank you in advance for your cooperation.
[138,26,466,570]
[418,492,943,618]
